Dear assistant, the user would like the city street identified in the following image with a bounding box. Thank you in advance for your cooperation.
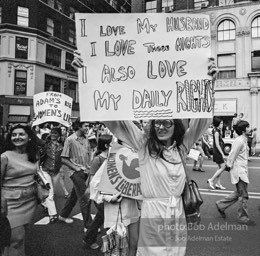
[25,157,260,256]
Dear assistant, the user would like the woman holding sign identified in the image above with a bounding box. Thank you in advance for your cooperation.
[72,53,217,256]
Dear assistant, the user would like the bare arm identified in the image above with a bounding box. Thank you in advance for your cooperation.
[226,139,242,168]
[1,154,8,184]
[104,120,145,151]
[61,157,87,172]
[184,118,212,151]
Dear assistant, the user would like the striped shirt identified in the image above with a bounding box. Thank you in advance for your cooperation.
[61,133,91,176]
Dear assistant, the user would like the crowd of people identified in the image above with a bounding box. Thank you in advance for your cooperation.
[1,57,259,256]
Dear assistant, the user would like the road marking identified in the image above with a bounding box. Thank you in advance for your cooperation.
[73,213,95,221]
[35,217,50,225]
[187,163,260,170]
[35,213,95,225]
[199,189,260,199]
[35,189,260,225]
[200,188,260,195]
[73,213,83,220]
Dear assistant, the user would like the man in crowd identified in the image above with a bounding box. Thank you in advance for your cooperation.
[58,118,92,231]
[216,120,256,226]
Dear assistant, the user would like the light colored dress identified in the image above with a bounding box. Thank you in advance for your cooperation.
[105,119,211,256]
[103,198,140,228]
[1,151,38,228]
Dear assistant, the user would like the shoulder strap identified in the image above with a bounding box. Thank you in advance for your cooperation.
[115,202,123,229]
[177,147,190,183]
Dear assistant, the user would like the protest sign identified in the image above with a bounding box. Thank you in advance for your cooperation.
[75,13,213,121]
[99,142,142,200]
[32,91,72,127]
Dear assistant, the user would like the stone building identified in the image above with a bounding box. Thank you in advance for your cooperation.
[132,0,260,139]
[0,0,131,126]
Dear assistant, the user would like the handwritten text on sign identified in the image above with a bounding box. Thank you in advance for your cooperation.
[76,13,213,121]
[98,142,142,200]
[33,91,72,127]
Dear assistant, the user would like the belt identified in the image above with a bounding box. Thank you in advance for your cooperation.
[143,195,181,218]
[2,183,36,200]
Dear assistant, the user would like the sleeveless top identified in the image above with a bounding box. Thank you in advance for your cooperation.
[1,150,37,188]
[213,128,224,153]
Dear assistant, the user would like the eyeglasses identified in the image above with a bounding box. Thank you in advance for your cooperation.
[154,120,174,129]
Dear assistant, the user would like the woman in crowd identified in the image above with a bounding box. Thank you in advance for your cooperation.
[102,139,141,256]
[0,127,6,154]
[1,124,39,256]
[192,138,206,172]
[207,116,226,190]
[33,125,42,139]
[83,134,113,250]
[251,127,257,156]
[72,51,217,256]
[59,126,70,198]
[104,118,212,255]
[41,127,63,223]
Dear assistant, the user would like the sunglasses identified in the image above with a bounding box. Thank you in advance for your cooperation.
[154,120,174,129]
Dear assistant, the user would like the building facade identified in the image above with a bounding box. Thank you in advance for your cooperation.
[132,0,260,140]
[0,0,131,126]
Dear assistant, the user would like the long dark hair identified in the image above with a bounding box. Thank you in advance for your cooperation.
[213,116,222,128]
[4,124,39,163]
[146,119,186,159]
[94,134,112,157]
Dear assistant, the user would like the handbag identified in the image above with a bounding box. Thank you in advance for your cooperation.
[101,203,128,256]
[178,148,203,225]
[34,166,50,204]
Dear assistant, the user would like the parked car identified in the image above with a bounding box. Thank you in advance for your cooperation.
[208,136,234,156]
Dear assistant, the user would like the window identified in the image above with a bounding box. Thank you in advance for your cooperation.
[65,52,75,72]
[54,21,62,38]
[146,0,157,13]
[47,0,55,8]
[217,54,236,79]
[0,6,2,23]
[64,80,77,102]
[217,70,236,79]
[45,75,61,92]
[46,44,61,67]
[252,16,260,38]
[54,0,63,12]
[217,20,235,41]
[111,0,117,9]
[17,6,29,27]
[14,70,27,96]
[69,6,76,20]
[194,0,209,9]
[219,0,234,6]
[252,51,260,72]
[120,6,126,13]
[47,18,54,35]
[15,37,28,59]
[162,0,174,12]
[68,28,76,45]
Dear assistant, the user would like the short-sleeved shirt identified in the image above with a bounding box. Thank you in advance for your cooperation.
[61,133,91,176]
[227,135,249,184]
